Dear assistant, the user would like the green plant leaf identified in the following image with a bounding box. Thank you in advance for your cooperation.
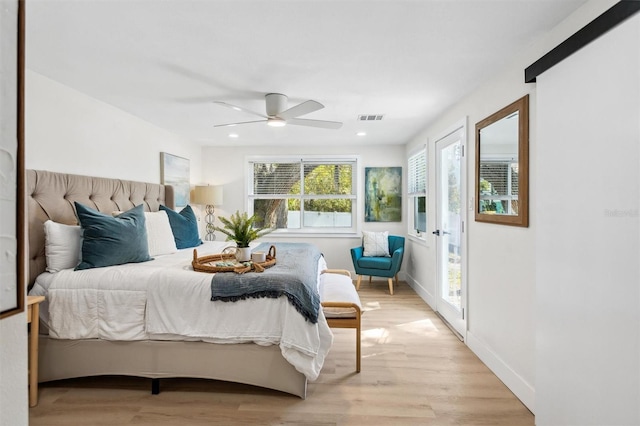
[213,210,273,247]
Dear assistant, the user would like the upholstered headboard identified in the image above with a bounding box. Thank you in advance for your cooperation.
[26,169,175,286]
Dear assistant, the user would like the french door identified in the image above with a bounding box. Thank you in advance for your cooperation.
[434,124,466,338]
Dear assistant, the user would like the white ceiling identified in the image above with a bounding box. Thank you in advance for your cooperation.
[26,0,587,147]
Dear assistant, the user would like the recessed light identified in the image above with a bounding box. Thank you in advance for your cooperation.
[356,132,367,136]
[229,133,239,138]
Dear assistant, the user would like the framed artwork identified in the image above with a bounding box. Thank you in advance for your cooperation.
[0,0,25,319]
[160,152,190,208]
[364,167,402,222]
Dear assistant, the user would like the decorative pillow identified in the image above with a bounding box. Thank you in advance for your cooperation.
[143,211,178,256]
[159,205,202,249]
[362,231,390,257]
[75,203,152,270]
[43,220,82,272]
[112,210,178,257]
[194,205,206,240]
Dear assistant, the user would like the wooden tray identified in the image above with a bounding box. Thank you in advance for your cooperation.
[192,245,276,274]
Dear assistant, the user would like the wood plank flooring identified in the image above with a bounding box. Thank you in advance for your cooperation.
[29,281,534,425]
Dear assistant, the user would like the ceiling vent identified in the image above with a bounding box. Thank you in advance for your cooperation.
[357,114,384,121]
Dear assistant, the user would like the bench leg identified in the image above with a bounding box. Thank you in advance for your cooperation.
[356,320,361,373]
[388,278,394,295]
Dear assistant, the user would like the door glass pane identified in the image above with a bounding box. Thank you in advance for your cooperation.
[440,142,462,310]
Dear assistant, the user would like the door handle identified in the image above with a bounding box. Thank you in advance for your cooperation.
[432,230,440,236]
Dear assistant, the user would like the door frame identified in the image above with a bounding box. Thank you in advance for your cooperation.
[433,118,468,339]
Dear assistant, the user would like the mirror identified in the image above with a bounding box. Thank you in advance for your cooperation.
[0,0,25,319]
[475,95,529,227]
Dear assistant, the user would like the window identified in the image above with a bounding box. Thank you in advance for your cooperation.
[248,156,358,234]
[408,146,427,238]
[479,159,519,215]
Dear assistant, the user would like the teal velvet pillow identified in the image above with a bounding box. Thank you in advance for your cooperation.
[74,203,152,270]
[159,205,202,249]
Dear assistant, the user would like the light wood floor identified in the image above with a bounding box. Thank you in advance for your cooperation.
[29,281,534,425]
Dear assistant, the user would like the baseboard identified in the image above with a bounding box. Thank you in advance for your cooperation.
[405,273,436,310]
[404,274,534,413]
[466,331,535,414]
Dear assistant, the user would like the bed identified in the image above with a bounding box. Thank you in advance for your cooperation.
[26,169,333,398]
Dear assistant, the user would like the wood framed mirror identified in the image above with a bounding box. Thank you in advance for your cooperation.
[0,0,25,319]
[475,95,529,227]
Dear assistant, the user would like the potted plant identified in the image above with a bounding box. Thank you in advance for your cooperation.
[214,210,273,261]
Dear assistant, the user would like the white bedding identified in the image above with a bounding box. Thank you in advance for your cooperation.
[29,241,333,380]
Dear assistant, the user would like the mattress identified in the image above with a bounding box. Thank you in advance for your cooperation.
[29,241,333,380]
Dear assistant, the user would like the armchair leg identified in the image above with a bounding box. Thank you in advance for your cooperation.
[388,278,394,295]
[369,276,372,284]
[356,275,362,290]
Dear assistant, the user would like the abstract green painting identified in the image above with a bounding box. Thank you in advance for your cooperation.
[364,167,402,222]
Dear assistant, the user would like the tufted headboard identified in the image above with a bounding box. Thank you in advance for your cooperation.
[26,169,175,287]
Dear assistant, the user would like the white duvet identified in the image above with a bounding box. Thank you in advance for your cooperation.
[29,241,333,380]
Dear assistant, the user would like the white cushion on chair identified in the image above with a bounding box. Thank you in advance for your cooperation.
[320,273,362,318]
[362,231,390,257]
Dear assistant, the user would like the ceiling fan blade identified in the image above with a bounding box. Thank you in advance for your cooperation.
[288,118,343,129]
[278,100,324,119]
[213,120,267,128]
[212,101,268,119]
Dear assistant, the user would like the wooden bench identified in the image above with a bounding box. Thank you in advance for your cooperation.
[319,269,362,372]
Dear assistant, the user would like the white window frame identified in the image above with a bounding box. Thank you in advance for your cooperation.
[246,155,360,236]
[407,145,427,240]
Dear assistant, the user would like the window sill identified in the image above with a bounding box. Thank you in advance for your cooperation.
[266,230,360,239]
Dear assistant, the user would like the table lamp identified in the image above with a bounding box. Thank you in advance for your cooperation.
[193,185,223,241]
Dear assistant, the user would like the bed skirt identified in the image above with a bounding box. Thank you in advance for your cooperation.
[37,336,308,398]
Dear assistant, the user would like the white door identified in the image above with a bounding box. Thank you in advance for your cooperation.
[434,124,466,338]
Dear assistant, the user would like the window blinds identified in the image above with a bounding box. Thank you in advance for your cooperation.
[408,148,426,195]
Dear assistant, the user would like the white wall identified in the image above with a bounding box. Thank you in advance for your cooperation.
[25,71,202,185]
[536,12,640,426]
[200,144,406,273]
[0,315,28,426]
[403,0,618,413]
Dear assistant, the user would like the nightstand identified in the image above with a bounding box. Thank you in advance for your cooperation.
[27,295,45,407]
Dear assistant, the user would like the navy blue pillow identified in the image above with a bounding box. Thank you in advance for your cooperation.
[74,203,152,270]
[159,205,202,249]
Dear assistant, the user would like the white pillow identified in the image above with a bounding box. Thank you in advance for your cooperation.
[112,210,178,257]
[44,220,82,272]
[143,211,178,257]
[362,231,390,257]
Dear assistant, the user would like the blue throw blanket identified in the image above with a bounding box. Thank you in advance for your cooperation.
[210,242,322,323]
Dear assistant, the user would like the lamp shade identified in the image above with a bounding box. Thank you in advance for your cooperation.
[193,185,223,206]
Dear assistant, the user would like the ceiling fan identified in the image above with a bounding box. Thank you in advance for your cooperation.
[213,93,342,129]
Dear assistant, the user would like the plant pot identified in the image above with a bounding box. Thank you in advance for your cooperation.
[235,247,252,262]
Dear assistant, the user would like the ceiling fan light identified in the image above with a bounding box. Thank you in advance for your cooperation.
[267,118,286,127]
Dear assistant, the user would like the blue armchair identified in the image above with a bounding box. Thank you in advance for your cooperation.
[350,235,405,295]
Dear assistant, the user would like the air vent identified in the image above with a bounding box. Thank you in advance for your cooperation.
[357,114,384,121]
